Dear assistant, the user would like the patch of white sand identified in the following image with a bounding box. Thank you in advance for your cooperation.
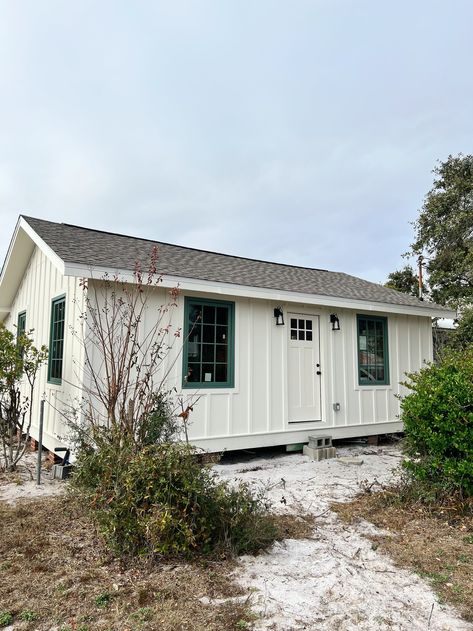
[0,451,64,505]
[215,445,472,631]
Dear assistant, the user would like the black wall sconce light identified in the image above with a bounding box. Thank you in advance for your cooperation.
[274,306,285,326]
[330,314,340,331]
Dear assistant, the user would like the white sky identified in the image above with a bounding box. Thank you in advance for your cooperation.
[0,0,472,283]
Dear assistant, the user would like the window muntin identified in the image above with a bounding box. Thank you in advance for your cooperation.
[290,318,313,341]
[357,315,389,385]
[48,296,66,384]
[183,298,234,388]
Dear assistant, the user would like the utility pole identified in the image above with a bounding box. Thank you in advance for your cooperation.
[418,255,424,301]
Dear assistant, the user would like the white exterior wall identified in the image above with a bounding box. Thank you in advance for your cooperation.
[4,247,85,452]
[158,290,433,452]
[5,259,434,453]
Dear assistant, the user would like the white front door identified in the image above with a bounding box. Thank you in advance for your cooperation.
[288,313,322,423]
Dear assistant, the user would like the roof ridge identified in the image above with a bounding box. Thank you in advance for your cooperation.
[23,215,333,275]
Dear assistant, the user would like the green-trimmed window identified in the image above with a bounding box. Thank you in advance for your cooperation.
[17,311,26,356]
[183,298,235,388]
[357,315,389,385]
[48,296,66,384]
[17,311,26,339]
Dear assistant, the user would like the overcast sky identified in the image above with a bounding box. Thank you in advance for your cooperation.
[0,1,472,283]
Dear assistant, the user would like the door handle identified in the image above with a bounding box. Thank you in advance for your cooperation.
[316,370,322,375]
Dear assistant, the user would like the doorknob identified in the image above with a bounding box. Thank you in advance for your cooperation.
[316,370,322,375]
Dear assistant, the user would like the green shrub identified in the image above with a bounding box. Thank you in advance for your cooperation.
[401,348,473,497]
[137,392,178,446]
[71,435,276,558]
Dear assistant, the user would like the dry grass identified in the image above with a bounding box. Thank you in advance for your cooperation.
[333,490,473,622]
[271,513,316,541]
[0,494,315,630]
[0,496,254,631]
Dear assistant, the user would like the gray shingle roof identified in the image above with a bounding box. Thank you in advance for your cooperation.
[23,216,449,313]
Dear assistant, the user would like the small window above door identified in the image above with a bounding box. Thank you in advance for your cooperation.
[290,318,313,341]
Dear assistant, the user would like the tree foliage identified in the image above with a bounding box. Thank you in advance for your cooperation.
[384,265,422,298]
[451,307,473,351]
[411,154,473,308]
[0,324,48,471]
[401,349,473,497]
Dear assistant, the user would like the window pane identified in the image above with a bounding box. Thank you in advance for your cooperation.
[189,323,201,344]
[189,305,202,324]
[216,325,228,343]
[203,325,215,343]
[290,318,297,328]
[216,307,228,325]
[202,364,214,382]
[215,364,227,382]
[306,320,312,330]
[306,331,313,341]
[188,341,201,361]
[298,319,304,329]
[202,344,215,362]
[291,330,297,340]
[216,344,228,363]
[298,330,305,340]
[203,305,216,324]
[187,363,201,382]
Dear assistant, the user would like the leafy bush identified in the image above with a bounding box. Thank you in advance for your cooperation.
[71,435,276,558]
[137,392,179,446]
[401,348,473,497]
[451,307,473,351]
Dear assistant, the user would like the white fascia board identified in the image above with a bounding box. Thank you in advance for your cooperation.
[64,261,455,319]
[19,217,65,274]
[0,217,21,287]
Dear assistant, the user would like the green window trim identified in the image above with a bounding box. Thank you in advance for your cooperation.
[17,311,26,339]
[357,314,390,386]
[182,297,235,389]
[17,311,26,356]
[48,295,66,385]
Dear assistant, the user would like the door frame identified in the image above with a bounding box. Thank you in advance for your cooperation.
[287,311,323,425]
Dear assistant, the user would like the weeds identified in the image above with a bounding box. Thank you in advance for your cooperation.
[0,612,13,627]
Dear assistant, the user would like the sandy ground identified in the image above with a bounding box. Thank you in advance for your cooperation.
[1,445,471,630]
[215,444,473,631]
[0,450,64,504]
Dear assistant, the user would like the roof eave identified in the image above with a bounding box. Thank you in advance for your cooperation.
[64,261,455,319]
[0,216,66,320]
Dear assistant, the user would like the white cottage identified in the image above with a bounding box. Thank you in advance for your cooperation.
[0,216,454,454]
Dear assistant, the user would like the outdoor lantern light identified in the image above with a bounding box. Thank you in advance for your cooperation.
[274,306,285,326]
[330,314,340,331]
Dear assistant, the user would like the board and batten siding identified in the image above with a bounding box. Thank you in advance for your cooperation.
[4,246,85,452]
[5,264,434,453]
[173,293,433,451]
[81,286,434,451]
